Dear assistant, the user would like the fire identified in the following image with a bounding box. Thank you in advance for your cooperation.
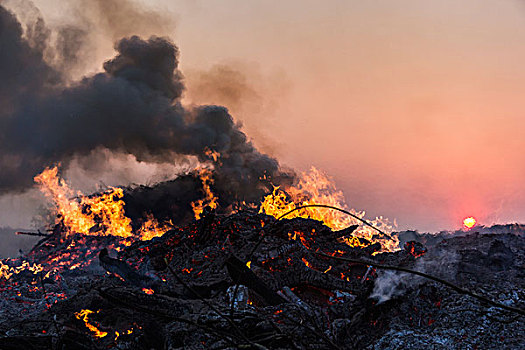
[137,214,172,241]
[34,166,133,240]
[204,147,221,162]
[34,164,397,252]
[289,230,311,248]
[191,168,218,219]
[75,309,108,338]
[0,260,43,280]
[463,216,477,230]
[34,166,170,243]
[260,167,399,252]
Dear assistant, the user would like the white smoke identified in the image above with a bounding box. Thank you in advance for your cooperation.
[370,247,459,303]
[370,270,409,303]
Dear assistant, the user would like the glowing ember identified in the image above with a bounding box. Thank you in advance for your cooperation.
[302,258,314,269]
[463,216,477,230]
[259,167,399,252]
[191,168,218,220]
[75,309,108,338]
[142,288,155,295]
[115,327,135,340]
[0,260,43,280]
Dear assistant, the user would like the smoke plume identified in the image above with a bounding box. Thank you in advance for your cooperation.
[370,248,459,303]
[0,4,292,205]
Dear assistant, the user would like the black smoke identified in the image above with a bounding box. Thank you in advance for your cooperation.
[0,5,293,207]
[0,5,58,111]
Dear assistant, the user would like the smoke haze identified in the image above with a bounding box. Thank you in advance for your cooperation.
[0,2,292,230]
[3,0,525,233]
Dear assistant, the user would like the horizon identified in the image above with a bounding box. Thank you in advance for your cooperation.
[2,0,525,234]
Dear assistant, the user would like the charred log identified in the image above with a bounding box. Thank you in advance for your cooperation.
[225,255,287,306]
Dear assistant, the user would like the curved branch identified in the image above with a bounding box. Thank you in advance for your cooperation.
[276,204,389,238]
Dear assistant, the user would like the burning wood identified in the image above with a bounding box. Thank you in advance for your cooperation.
[0,168,522,349]
[15,231,51,237]
[191,168,219,220]
[259,168,399,253]
[1,4,521,348]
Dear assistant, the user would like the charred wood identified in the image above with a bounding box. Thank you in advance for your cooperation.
[225,255,287,306]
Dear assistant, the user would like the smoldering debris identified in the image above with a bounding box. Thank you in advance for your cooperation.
[0,210,523,349]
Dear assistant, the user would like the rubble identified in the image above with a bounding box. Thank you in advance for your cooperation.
[0,208,523,349]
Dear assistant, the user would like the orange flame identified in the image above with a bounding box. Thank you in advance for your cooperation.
[259,167,399,253]
[0,260,43,280]
[34,166,133,239]
[204,147,221,162]
[191,168,218,220]
[34,166,170,243]
[137,214,172,241]
[75,309,108,338]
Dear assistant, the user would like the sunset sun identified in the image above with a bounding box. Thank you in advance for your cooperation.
[463,216,477,230]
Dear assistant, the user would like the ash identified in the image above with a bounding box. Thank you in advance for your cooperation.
[0,211,523,350]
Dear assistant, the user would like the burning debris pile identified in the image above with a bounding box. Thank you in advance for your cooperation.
[0,167,523,350]
[0,3,524,349]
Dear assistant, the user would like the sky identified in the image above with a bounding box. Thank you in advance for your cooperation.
[2,0,525,233]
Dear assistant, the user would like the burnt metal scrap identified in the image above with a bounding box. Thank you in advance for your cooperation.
[0,211,523,350]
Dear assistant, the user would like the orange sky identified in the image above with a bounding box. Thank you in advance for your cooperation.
[5,0,525,232]
[174,0,525,231]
